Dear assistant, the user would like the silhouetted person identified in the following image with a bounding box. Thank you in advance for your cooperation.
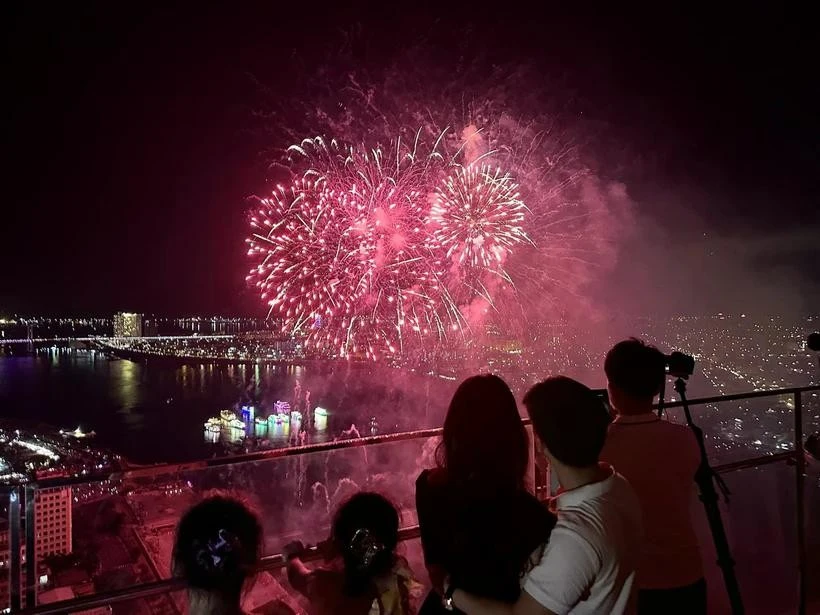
[449,376,642,615]
[600,339,705,615]
[415,374,556,614]
[173,494,262,615]
[285,492,421,614]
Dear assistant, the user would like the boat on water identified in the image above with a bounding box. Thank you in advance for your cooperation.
[227,418,245,430]
[314,407,328,431]
[59,426,96,439]
[204,418,222,433]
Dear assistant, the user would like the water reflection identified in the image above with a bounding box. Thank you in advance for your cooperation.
[116,359,140,410]
[0,350,456,463]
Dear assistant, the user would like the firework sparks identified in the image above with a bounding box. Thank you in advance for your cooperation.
[246,136,472,360]
[430,164,530,274]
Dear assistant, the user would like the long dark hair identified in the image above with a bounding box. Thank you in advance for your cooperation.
[331,492,400,596]
[437,374,529,493]
[172,494,262,601]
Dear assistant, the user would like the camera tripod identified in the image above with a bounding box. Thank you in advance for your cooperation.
[673,376,745,615]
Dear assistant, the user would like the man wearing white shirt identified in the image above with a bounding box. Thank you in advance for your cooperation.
[448,376,643,615]
[600,339,705,614]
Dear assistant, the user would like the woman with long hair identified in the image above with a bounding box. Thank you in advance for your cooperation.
[415,374,556,613]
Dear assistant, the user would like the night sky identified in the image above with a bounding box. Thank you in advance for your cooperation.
[4,5,818,317]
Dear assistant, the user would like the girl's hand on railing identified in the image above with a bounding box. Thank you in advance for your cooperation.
[282,540,305,560]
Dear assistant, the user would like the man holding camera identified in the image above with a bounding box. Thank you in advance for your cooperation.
[601,339,706,614]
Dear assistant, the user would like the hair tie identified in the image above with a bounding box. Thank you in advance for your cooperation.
[347,528,385,570]
[196,529,239,572]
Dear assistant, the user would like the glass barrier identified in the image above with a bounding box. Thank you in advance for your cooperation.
[663,391,797,466]
[807,462,820,609]
[249,536,429,615]
[697,462,811,615]
[11,386,818,614]
[55,537,434,615]
[25,433,444,608]
[805,389,820,435]
[1,489,12,612]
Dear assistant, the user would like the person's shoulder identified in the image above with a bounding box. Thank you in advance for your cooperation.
[416,467,447,490]
[657,421,701,452]
[656,419,692,434]
[608,473,643,518]
[416,468,452,508]
[536,520,601,569]
[609,470,638,496]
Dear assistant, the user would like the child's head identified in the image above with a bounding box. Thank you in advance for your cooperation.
[173,494,262,602]
[331,492,399,595]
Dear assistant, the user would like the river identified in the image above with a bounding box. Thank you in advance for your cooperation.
[0,348,456,464]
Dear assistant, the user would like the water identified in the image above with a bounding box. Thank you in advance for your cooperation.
[0,348,454,464]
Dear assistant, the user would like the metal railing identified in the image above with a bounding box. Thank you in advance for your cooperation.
[4,384,819,615]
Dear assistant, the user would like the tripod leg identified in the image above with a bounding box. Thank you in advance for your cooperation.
[696,468,745,615]
[676,379,745,614]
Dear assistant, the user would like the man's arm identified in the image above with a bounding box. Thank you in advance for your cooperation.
[452,588,556,615]
[452,528,599,615]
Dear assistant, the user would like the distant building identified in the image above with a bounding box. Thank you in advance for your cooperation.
[113,312,143,337]
[0,486,73,609]
[34,486,73,562]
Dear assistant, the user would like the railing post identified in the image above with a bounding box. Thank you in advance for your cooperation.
[9,487,21,613]
[25,486,37,609]
[525,424,536,496]
[793,391,806,615]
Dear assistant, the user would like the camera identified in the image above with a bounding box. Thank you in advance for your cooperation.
[665,351,695,379]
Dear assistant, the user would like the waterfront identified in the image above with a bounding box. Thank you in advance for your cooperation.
[1,318,819,613]
[0,349,455,465]
[1,315,818,467]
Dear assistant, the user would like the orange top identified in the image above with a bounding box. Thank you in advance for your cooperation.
[601,413,704,590]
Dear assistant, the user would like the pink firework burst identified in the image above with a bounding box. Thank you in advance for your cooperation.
[430,163,530,275]
[246,136,460,360]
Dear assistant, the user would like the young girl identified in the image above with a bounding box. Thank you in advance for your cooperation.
[173,494,263,615]
[285,492,421,615]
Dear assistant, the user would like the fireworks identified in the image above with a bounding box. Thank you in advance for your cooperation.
[248,41,636,357]
[430,163,530,276]
[246,135,532,358]
[252,36,637,351]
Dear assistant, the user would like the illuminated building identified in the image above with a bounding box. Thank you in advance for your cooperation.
[112,312,143,337]
[34,486,73,564]
[0,486,73,609]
